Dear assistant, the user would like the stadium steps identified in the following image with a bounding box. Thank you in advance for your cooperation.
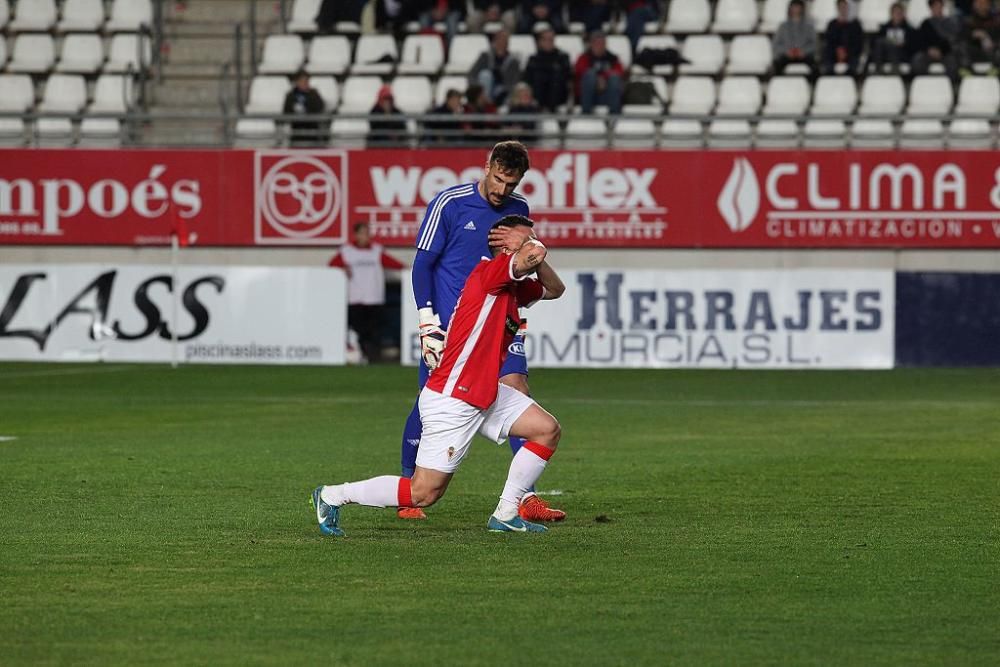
[141,0,282,145]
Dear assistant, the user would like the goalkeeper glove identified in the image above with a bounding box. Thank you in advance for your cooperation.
[418,307,446,370]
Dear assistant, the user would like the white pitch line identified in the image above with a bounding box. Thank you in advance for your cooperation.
[0,436,17,442]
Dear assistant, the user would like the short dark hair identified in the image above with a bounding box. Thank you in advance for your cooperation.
[489,215,534,257]
[489,141,530,177]
[788,0,805,11]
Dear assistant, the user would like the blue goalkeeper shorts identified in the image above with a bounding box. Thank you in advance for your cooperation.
[499,332,528,377]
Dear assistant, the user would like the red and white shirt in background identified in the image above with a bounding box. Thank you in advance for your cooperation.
[426,253,544,410]
[328,242,404,305]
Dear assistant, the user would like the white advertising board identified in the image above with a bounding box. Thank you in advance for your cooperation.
[0,265,346,364]
[402,269,894,369]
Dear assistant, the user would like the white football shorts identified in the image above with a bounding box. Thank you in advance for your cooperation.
[415,383,537,473]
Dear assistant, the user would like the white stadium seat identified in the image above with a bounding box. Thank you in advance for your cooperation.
[330,118,369,147]
[810,0,839,30]
[955,76,1000,116]
[606,34,632,68]
[565,118,609,148]
[508,34,536,67]
[612,118,656,147]
[755,119,801,148]
[907,76,953,116]
[390,76,433,114]
[234,119,280,147]
[306,36,352,76]
[37,74,88,145]
[288,0,322,32]
[56,34,105,75]
[810,76,857,116]
[351,34,398,75]
[726,34,772,75]
[444,34,489,74]
[258,35,306,74]
[712,0,759,34]
[803,119,848,147]
[858,0,894,33]
[10,0,56,31]
[763,76,811,116]
[0,0,8,30]
[244,76,289,114]
[106,0,154,32]
[760,0,790,32]
[398,34,445,75]
[58,0,106,32]
[8,35,56,74]
[680,35,726,76]
[435,75,468,105]
[633,35,678,74]
[708,119,753,148]
[340,76,383,112]
[106,34,152,73]
[851,119,896,148]
[948,119,994,148]
[80,75,134,146]
[858,75,906,116]
[554,34,584,65]
[899,119,945,149]
[0,35,6,69]
[716,77,762,116]
[311,76,339,111]
[665,0,711,33]
[0,73,33,147]
[662,76,715,147]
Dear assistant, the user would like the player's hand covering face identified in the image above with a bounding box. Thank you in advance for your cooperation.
[483,164,522,207]
[488,225,534,253]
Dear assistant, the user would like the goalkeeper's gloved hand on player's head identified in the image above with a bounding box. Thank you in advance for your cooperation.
[418,307,446,371]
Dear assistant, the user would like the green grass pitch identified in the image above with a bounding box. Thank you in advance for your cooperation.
[1,363,998,665]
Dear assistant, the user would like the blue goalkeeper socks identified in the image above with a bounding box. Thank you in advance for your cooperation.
[400,399,422,478]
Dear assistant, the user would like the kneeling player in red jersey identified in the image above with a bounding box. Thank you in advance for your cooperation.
[311,215,566,535]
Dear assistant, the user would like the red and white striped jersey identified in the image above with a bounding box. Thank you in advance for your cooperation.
[426,253,544,409]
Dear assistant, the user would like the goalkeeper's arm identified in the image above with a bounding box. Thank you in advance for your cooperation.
[412,250,446,370]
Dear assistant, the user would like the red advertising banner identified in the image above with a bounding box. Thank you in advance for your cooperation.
[3,148,1000,248]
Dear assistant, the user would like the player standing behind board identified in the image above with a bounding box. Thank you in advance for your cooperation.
[398,140,566,522]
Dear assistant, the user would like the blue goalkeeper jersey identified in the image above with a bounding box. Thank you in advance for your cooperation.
[413,181,529,328]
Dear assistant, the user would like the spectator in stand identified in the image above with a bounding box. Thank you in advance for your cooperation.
[283,71,327,147]
[424,88,465,145]
[518,0,566,34]
[417,0,466,41]
[771,0,819,78]
[316,0,367,33]
[823,0,865,75]
[462,83,500,144]
[503,82,539,145]
[957,0,1000,75]
[912,0,960,79]
[469,29,522,105]
[624,0,659,51]
[468,0,518,32]
[328,222,404,364]
[367,85,408,147]
[522,27,572,111]
[869,2,919,73]
[570,0,611,34]
[575,29,625,114]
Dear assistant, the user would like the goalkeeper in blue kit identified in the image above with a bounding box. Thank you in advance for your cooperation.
[398,140,566,522]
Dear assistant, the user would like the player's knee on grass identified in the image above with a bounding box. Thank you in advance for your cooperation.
[512,406,561,450]
[500,373,530,395]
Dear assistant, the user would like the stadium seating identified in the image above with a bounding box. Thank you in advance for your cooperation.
[288,0,321,33]
[36,74,88,146]
[305,36,352,76]
[351,34,398,75]
[258,35,306,74]
[435,75,467,105]
[0,0,8,31]
[759,0,789,32]
[340,76,383,112]
[553,34,584,65]
[680,34,726,75]
[312,76,340,111]
[244,76,289,114]
[508,34,536,67]
[662,76,715,147]
[0,73,34,146]
[613,118,657,147]
[725,34,771,75]
[665,0,711,34]
[106,0,153,32]
[55,34,105,75]
[711,0,759,34]
[858,76,906,116]
[444,34,488,74]
[58,0,106,32]
[330,118,369,147]
[106,34,152,73]
[565,117,608,148]
[390,76,433,114]
[398,35,445,75]
[810,76,858,116]
[606,34,632,68]
[858,0,895,33]
[632,34,678,74]
[950,76,999,147]
[10,0,57,31]
[810,0,839,30]
[80,75,134,146]
[8,34,56,74]
[0,35,5,70]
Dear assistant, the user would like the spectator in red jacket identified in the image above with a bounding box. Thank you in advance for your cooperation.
[328,222,404,363]
[574,30,625,114]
